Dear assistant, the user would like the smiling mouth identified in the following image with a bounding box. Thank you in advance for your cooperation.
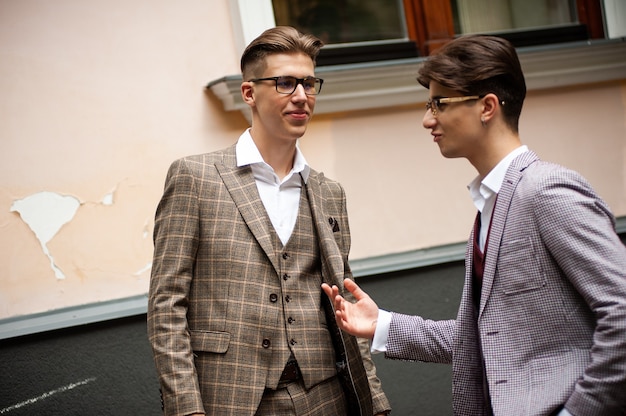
[287,111,309,119]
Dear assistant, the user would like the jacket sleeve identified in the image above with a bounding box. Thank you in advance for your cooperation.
[147,158,205,416]
[385,313,455,364]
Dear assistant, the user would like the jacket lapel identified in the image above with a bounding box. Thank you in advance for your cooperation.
[478,151,540,317]
[304,171,344,287]
[306,171,373,416]
[214,149,279,273]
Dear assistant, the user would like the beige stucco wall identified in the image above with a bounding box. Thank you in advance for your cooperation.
[1,0,625,319]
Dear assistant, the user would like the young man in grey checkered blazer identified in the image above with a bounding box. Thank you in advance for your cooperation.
[324,35,626,416]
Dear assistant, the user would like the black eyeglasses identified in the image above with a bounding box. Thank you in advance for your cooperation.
[426,95,483,117]
[249,76,324,96]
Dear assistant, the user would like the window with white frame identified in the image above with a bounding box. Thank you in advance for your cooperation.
[231,0,617,64]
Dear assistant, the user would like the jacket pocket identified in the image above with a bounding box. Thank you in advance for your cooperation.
[189,330,230,353]
[498,237,546,295]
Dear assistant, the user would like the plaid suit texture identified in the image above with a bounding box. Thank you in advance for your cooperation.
[148,144,389,415]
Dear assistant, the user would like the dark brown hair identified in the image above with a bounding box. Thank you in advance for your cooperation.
[240,26,323,80]
[417,35,526,131]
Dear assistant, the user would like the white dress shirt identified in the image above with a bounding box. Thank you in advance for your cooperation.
[235,129,310,246]
[468,145,528,251]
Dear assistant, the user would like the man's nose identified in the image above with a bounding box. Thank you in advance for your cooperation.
[291,83,308,100]
[422,109,436,129]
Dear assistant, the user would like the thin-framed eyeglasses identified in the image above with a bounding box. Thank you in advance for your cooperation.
[426,95,483,117]
[249,76,324,96]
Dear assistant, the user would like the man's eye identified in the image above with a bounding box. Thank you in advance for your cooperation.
[277,78,295,89]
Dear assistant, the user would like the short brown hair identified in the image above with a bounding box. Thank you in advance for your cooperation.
[417,35,526,132]
[240,26,324,80]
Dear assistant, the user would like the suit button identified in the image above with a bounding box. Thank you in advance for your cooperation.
[269,293,278,302]
[262,339,271,348]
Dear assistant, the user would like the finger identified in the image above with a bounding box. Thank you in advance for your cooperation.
[343,278,368,301]
[335,310,349,329]
[322,283,341,301]
[321,283,332,298]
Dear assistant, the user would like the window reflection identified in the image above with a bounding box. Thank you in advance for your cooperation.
[272,0,407,45]
[452,0,577,34]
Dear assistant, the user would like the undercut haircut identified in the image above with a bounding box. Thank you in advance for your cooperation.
[240,26,324,81]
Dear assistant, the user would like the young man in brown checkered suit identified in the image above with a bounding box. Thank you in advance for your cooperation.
[148,26,391,416]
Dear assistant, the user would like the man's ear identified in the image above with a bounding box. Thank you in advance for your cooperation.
[481,93,499,123]
[241,81,255,107]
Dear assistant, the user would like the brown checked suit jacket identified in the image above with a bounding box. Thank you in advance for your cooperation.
[385,151,626,415]
[148,144,389,416]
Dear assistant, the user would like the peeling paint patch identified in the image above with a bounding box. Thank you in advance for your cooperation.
[142,218,151,239]
[10,192,81,280]
[101,192,114,206]
[134,262,152,276]
[100,185,117,206]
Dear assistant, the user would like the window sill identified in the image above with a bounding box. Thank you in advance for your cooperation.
[207,38,626,123]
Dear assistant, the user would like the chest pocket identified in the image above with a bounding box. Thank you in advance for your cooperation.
[497,237,546,295]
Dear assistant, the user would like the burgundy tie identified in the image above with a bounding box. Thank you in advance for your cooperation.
[472,212,485,303]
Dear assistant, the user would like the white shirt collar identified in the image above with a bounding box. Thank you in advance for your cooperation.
[235,128,310,183]
[468,145,528,211]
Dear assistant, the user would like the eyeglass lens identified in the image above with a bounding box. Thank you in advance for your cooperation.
[426,99,439,115]
[276,76,321,95]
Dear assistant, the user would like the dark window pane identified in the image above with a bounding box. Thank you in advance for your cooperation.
[272,0,407,45]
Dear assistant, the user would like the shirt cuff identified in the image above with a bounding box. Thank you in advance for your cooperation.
[371,309,392,354]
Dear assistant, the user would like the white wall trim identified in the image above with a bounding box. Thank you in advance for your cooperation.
[228,0,275,56]
[603,0,626,38]
[0,295,148,340]
[208,38,626,124]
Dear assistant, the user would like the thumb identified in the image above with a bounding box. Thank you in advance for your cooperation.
[343,278,369,301]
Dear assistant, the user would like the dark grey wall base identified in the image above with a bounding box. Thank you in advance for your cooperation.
[0,260,465,416]
[0,315,161,416]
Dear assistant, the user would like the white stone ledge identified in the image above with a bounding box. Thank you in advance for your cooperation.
[207,38,626,123]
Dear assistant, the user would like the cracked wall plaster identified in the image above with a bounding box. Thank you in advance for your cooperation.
[10,192,81,279]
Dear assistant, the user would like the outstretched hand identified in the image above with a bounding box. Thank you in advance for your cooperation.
[321,278,380,339]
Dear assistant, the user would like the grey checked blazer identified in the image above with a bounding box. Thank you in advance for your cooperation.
[148,144,389,416]
[386,151,626,415]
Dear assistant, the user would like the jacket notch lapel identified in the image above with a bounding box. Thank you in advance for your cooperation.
[215,163,279,272]
[305,173,344,287]
[478,152,539,316]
